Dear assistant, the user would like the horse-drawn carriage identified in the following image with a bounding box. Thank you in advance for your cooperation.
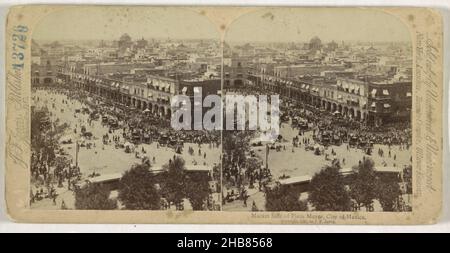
[159,134,169,146]
[82,131,93,139]
[348,135,358,147]
[319,132,331,146]
[89,111,100,120]
[332,134,342,146]
[108,118,119,128]
[82,107,90,114]
[131,130,141,143]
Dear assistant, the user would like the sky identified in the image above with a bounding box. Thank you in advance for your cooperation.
[225,8,412,43]
[32,6,220,41]
[33,7,411,44]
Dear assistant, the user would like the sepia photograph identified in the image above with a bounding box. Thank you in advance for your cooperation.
[3,4,443,224]
[221,8,413,212]
[29,7,222,211]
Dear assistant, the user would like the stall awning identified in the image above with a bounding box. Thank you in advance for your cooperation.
[384,103,391,108]
[383,89,389,95]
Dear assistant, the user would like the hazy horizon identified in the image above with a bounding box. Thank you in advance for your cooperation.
[33,7,411,45]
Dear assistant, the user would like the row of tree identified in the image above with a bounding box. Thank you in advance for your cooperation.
[75,157,216,211]
[31,107,70,183]
[266,158,410,212]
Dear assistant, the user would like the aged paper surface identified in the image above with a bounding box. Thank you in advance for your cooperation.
[5,5,443,224]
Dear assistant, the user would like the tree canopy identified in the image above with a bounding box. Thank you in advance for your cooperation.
[308,165,351,211]
[75,183,117,210]
[349,158,377,210]
[118,163,161,210]
[265,185,307,211]
[160,156,212,210]
[376,176,401,212]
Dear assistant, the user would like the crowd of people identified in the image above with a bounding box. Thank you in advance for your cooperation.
[222,86,412,210]
[30,85,221,209]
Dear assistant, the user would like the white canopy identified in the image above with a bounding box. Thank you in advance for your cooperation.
[383,89,389,95]
[124,142,134,148]
[384,103,391,108]
[59,135,73,143]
